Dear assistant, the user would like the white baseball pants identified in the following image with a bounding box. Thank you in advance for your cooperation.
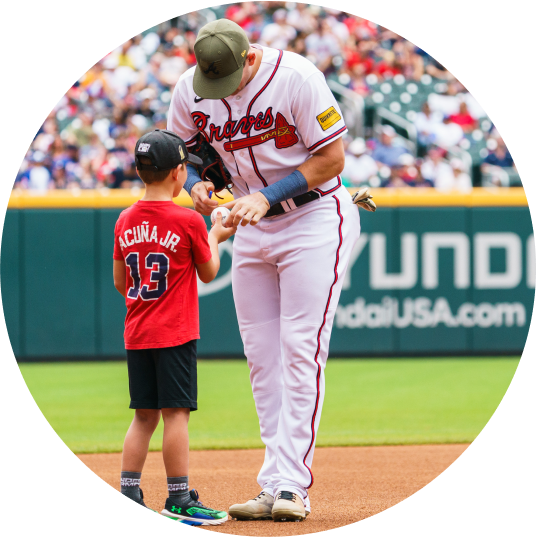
[231,188,360,510]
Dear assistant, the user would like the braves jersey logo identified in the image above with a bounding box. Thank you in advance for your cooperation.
[191,107,298,152]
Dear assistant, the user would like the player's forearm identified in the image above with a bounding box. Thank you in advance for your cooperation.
[298,148,345,190]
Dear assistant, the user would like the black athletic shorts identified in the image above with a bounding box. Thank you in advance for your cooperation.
[126,340,197,410]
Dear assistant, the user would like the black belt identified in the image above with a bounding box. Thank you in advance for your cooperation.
[265,191,320,218]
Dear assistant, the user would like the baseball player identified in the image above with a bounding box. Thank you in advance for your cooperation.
[168,19,361,521]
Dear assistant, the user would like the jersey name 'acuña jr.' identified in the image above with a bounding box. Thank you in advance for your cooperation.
[168,45,348,207]
[113,201,211,350]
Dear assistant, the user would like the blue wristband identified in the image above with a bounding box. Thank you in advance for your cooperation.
[184,164,202,195]
[259,170,309,207]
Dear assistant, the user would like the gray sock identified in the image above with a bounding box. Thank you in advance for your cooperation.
[121,471,142,502]
[167,476,190,504]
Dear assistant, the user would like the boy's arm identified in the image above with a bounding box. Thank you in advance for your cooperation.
[113,259,127,297]
[195,214,236,284]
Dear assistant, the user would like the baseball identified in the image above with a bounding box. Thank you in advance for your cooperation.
[211,207,231,225]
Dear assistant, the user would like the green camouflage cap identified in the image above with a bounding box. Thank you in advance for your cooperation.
[193,19,250,99]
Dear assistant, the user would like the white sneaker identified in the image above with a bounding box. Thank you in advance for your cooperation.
[229,491,274,520]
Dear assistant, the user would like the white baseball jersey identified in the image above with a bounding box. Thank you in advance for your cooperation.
[168,45,347,204]
[168,45,360,511]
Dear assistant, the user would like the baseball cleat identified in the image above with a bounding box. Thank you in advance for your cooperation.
[229,491,274,520]
[161,489,228,526]
[272,491,306,522]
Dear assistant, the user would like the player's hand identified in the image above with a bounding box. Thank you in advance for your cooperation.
[222,192,270,227]
[191,181,219,216]
[209,213,237,243]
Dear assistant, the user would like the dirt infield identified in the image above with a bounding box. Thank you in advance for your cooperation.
[79,444,468,535]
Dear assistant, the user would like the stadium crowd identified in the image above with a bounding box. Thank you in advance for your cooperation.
[16,2,515,192]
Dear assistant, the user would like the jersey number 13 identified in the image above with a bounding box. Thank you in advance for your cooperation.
[125,252,169,300]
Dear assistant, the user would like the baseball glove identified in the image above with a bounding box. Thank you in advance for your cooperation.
[188,133,233,198]
[352,186,377,212]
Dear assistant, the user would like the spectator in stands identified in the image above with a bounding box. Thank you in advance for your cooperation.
[344,15,378,40]
[225,2,257,28]
[64,112,95,147]
[448,102,477,132]
[260,8,297,50]
[383,154,426,187]
[482,139,514,168]
[420,146,455,186]
[27,152,52,192]
[412,160,434,188]
[432,116,464,149]
[425,56,454,80]
[244,10,267,42]
[428,80,465,117]
[414,102,440,153]
[341,137,378,186]
[287,34,307,56]
[374,50,402,79]
[435,158,472,192]
[158,44,188,88]
[344,36,374,77]
[393,40,424,80]
[304,17,341,74]
[33,117,58,153]
[52,144,81,185]
[323,9,350,48]
[286,2,317,34]
[371,125,411,167]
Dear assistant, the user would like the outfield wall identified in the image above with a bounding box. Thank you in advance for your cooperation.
[1,188,534,360]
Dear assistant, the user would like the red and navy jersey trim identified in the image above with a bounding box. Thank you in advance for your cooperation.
[246,49,283,117]
[303,195,344,489]
[307,126,347,153]
[314,176,341,197]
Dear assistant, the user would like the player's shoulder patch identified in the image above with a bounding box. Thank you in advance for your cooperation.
[316,106,342,131]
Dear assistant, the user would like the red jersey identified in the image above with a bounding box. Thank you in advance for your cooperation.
[113,201,212,350]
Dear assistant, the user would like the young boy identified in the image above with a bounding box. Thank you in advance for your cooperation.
[113,129,235,525]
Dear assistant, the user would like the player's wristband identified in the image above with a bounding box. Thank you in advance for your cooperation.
[259,170,309,207]
[184,164,202,195]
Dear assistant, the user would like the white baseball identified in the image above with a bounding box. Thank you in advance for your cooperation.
[211,207,231,225]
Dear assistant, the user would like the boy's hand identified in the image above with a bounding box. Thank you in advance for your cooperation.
[209,213,237,243]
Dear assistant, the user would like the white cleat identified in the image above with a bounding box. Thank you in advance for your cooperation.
[272,491,306,522]
[229,491,274,520]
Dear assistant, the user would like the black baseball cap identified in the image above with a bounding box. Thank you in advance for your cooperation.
[135,129,202,171]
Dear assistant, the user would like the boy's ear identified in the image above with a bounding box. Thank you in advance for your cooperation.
[173,163,185,179]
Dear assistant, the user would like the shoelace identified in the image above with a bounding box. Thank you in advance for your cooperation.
[277,491,296,502]
[188,489,206,507]
[252,492,267,502]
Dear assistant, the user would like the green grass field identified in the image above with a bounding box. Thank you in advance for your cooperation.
[19,358,519,453]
